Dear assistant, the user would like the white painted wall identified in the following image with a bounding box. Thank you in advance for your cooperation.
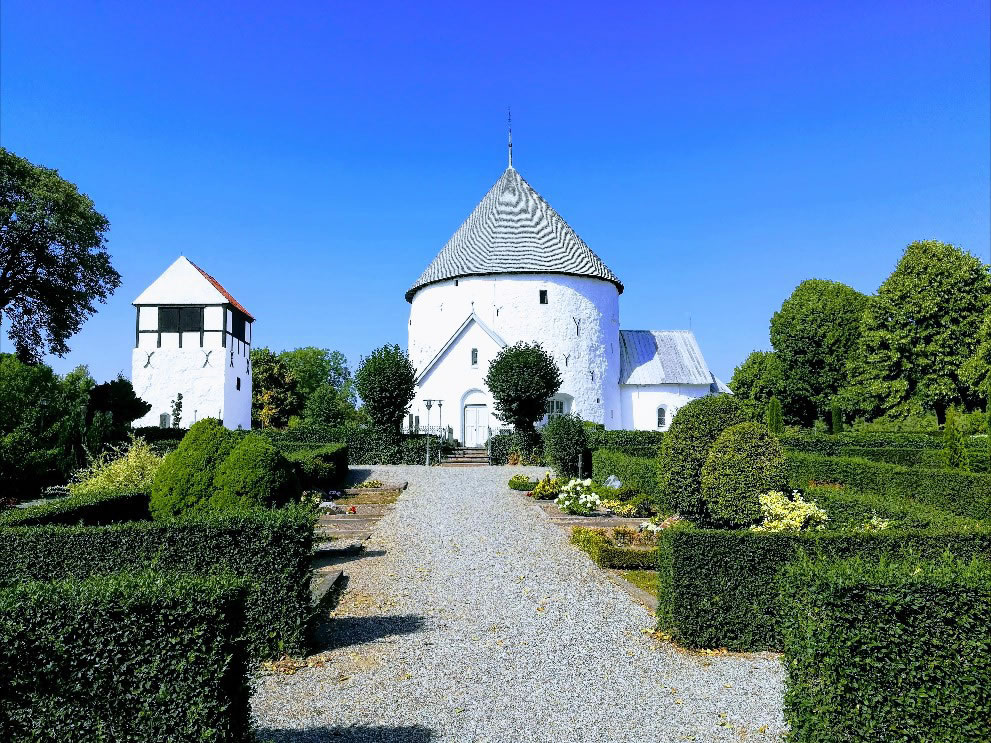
[408,274,622,435]
[619,384,713,431]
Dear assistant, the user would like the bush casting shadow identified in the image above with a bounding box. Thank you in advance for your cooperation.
[312,614,426,652]
[256,725,433,742]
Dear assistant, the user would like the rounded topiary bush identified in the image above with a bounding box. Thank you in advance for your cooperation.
[542,413,588,479]
[150,418,238,520]
[211,434,300,512]
[700,422,788,527]
[659,394,748,521]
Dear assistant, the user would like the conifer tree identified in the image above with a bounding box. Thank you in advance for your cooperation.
[830,399,843,435]
[765,396,784,435]
[942,407,970,471]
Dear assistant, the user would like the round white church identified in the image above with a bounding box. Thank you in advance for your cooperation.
[406,163,728,447]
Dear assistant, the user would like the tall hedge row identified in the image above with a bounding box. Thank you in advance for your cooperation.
[585,428,665,458]
[262,424,442,465]
[0,506,315,660]
[0,572,252,743]
[785,451,991,520]
[591,449,665,509]
[779,430,984,456]
[780,554,991,742]
[656,524,991,651]
[838,445,989,473]
[0,490,150,527]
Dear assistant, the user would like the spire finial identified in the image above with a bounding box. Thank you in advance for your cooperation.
[507,107,513,168]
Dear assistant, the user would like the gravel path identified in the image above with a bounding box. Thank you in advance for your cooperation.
[253,465,785,743]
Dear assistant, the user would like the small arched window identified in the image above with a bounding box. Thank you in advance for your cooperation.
[657,406,667,429]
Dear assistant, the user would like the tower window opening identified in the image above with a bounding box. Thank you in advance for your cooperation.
[471,348,478,366]
[539,290,548,304]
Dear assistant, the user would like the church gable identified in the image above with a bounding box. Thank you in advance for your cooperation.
[416,312,506,386]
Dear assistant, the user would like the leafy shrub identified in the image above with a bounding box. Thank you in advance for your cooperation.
[264,424,444,465]
[555,478,601,515]
[485,342,562,434]
[785,451,991,520]
[810,486,981,531]
[541,414,587,478]
[700,423,788,527]
[585,428,665,458]
[508,474,538,491]
[656,523,991,651]
[531,473,563,499]
[0,505,315,660]
[354,344,417,434]
[591,448,665,509]
[658,395,748,522]
[489,431,544,466]
[570,527,658,569]
[212,434,300,512]
[779,553,991,742]
[150,419,237,520]
[943,407,971,470]
[751,491,828,532]
[283,443,348,488]
[69,437,162,498]
[0,572,251,742]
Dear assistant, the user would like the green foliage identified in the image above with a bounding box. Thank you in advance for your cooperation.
[554,478,600,515]
[656,523,991,651]
[765,396,784,434]
[785,451,991,520]
[283,444,348,488]
[251,348,303,429]
[169,392,182,428]
[700,423,788,527]
[69,437,162,498]
[0,490,150,527]
[279,347,353,403]
[508,474,538,491]
[591,448,665,509]
[354,344,417,434]
[779,553,991,742]
[0,147,120,362]
[211,433,300,512]
[541,413,587,478]
[488,431,544,465]
[484,342,562,434]
[0,506,315,660]
[960,311,991,401]
[85,374,151,445]
[769,279,868,426]
[729,350,784,417]
[847,241,991,421]
[943,407,972,471]
[531,473,564,499]
[584,428,665,458]
[570,527,658,569]
[0,572,251,742]
[658,395,749,522]
[830,446,989,473]
[149,418,237,520]
[751,491,828,532]
[260,423,445,465]
[303,382,359,428]
[828,398,843,435]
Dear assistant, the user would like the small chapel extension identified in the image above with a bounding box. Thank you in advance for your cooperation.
[406,163,727,446]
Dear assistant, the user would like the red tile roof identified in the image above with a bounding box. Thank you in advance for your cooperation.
[188,260,255,320]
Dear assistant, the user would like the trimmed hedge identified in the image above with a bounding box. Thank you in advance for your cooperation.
[0,490,150,527]
[591,449,665,510]
[489,431,544,465]
[656,524,991,651]
[0,506,315,660]
[780,554,991,742]
[839,445,990,473]
[263,424,444,465]
[211,433,299,511]
[0,572,251,742]
[780,430,984,456]
[542,414,587,478]
[570,527,658,570]
[810,487,983,531]
[786,451,991,520]
[150,419,237,520]
[586,428,665,458]
[284,443,348,488]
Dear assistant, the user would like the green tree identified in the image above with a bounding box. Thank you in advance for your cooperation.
[729,350,784,415]
[485,342,562,437]
[86,374,151,445]
[847,241,991,424]
[278,347,354,405]
[250,348,302,428]
[0,148,120,362]
[303,382,359,428]
[829,398,843,435]
[354,344,417,434]
[942,407,970,471]
[961,311,991,402]
[766,396,784,434]
[769,279,868,426]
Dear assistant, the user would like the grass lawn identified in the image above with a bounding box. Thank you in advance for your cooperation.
[618,569,658,598]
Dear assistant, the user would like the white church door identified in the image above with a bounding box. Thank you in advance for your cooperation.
[463,404,489,448]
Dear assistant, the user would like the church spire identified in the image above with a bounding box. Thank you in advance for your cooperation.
[507,107,513,168]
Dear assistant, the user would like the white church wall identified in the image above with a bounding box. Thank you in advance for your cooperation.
[618,384,713,431]
[132,348,227,428]
[408,273,621,429]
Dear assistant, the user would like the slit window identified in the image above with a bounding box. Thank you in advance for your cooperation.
[236,377,241,391]
[657,406,667,429]
[471,348,478,366]
[539,290,548,304]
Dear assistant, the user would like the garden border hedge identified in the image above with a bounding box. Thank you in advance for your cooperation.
[0,490,150,527]
[591,448,666,510]
[779,430,985,456]
[571,526,658,570]
[284,443,349,488]
[0,571,252,743]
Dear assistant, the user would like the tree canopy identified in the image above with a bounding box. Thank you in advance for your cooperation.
[484,342,561,434]
[769,279,868,426]
[729,350,783,415]
[250,348,302,428]
[0,148,120,362]
[961,311,991,403]
[278,347,353,404]
[354,344,416,434]
[846,241,990,423]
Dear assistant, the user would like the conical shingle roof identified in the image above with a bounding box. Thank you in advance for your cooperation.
[406,167,623,302]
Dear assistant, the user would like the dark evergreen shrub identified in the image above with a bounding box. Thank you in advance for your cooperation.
[766,396,784,434]
[0,490,149,527]
[542,414,588,478]
[283,443,348,488]
[0,572,251,742]
[829,398,843,434]
[658,394,748,521]
[211,433,299,512]
[943,407,971,471]
[701,422,788,527]
[149,419,236,520]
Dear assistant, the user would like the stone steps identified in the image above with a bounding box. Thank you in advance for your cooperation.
[442,447,489,466]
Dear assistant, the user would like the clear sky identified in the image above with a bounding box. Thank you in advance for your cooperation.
[2,0,988,384]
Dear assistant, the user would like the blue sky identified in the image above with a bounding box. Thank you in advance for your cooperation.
[2,0,988,384]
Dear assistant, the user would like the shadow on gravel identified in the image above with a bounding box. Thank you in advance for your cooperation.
[345,468,378,485]
[256,725,433,742]
[312,614,427,652]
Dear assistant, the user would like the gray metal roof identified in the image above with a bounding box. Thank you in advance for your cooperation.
[406,167,623,302]
[619,330,715,386]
